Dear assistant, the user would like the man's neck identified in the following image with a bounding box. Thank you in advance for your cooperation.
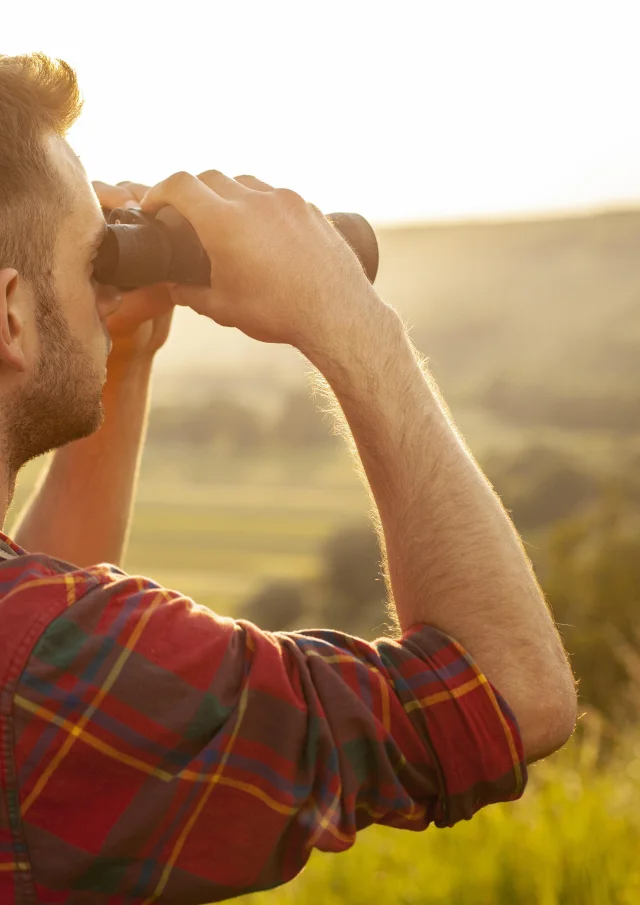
[0,463,18,534]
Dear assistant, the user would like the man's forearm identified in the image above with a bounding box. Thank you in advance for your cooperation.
[306,299,576,761]
[12,356,153,567]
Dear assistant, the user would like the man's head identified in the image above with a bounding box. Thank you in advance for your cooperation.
[0,53,118,476]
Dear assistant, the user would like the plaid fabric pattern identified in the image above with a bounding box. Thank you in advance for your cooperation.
[0,531,527,904]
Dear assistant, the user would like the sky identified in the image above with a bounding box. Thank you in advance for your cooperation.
[5,0,640,225]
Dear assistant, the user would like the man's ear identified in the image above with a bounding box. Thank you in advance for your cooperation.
[0,269,28,373]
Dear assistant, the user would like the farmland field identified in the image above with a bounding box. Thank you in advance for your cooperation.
[7,445,369,617]
[4,402,566,617]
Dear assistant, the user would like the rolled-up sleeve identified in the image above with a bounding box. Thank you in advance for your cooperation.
[13,574,527,903]
[274,623,526,841]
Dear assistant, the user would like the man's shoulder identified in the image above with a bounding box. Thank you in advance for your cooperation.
[0,533,223,658]
[0,532,196,651]
[0,532,123,603]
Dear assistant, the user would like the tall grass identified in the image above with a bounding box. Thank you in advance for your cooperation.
[236,727,640,905]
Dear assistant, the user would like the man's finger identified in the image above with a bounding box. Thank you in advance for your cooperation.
[92,181,138,211]
[116,181,151,203]
[234,175,274,192]
[140,171,228,235]
[196,169,250,200]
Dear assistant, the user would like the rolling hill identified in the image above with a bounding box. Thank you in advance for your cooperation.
[151,207,640,405]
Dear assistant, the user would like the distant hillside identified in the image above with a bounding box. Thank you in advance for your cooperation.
[374,208,640,395]
[153,208,640,404]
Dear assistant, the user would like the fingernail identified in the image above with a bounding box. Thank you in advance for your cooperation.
[124,200,140,210]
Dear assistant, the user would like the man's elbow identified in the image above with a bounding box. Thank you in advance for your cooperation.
[518,671,578,764]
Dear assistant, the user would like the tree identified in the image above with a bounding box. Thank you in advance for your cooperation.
[239,581,306,632]
[147,396,264,453]
[485,445,597,530]
[274,390,336,448]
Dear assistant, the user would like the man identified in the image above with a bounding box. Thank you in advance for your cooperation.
[0,53,576,904]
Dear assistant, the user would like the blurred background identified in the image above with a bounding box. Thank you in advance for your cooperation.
[5,1,640,902]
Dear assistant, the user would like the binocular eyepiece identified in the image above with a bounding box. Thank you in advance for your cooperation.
[93,206,379,291]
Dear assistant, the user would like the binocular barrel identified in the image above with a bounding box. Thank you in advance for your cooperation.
[94,207,379,291]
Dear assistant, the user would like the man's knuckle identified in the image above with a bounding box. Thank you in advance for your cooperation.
[166,171,194,191]
[274,187,304,208]
[198,169,225,183]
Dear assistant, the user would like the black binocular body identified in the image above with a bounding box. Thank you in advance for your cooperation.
[94,206,379,291]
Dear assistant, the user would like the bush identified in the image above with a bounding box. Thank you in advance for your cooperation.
[147,396,264,453]
[275,391,337,448]
[543,496,640,726]
[237,524,390,640]
[485,445,598,530]
[239,581,306,632]
[480,377,640,433]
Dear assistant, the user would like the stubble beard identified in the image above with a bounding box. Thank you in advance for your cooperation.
[3,278,105,475]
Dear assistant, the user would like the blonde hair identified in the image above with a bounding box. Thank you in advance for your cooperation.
[0,54,83,281]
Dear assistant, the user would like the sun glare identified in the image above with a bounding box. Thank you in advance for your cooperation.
[4,0,640,225]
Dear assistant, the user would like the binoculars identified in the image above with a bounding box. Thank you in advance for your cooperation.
[94,206,379,291]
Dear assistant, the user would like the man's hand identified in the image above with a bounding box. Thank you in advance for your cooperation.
[140,171,384,359]
[92,180,175,365]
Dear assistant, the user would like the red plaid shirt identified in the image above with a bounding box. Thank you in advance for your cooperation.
[0,531,526,904]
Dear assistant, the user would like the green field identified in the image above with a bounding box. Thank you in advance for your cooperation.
[8,446,369,617]
[124,446,368,615]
